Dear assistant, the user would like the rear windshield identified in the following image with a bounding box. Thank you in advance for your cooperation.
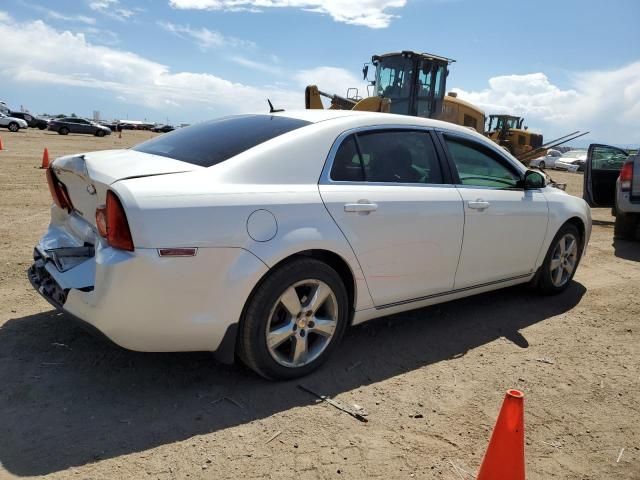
[132,114,311,167]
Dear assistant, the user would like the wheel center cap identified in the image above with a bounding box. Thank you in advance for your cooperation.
[297,318,307,329]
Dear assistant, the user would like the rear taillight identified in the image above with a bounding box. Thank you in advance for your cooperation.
[46,167,73,212]
[95,191,134,251]
[620,161,633,191]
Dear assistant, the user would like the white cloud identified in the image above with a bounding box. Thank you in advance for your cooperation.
[158,21,254,50]
[0,11,10,23]
[168,0,407,28]
[88,0,137,21]
[452,65,640,144]
[18,2,97,25]
[0,17,301,116]
[229,56,282,75]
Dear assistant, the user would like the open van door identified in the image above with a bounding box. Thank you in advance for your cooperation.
[583,143,629,207]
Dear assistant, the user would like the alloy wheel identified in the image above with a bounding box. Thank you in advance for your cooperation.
[549,233,578,287]
[265,279,338,368]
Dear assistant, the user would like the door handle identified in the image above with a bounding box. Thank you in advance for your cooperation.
[344,201,378,213]
[468,199,490,210]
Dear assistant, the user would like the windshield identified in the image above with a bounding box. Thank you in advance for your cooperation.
[132,115,311,167]
[375,56,414,115]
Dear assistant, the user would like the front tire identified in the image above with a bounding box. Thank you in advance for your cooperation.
[614,211,639,240]
[237,258,349,380]
[37,124,46,130]
[95,129,105,137]
[8,122,19,132]
[537,223,582,294]
[538,161,546,169]
[59,127,69,135]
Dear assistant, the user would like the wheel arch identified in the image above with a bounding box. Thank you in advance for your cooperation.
[565,216,586,249]
[225,249,357,365]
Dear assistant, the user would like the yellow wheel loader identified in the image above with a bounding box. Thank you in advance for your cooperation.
[304,50,485,134]
[485,115,544,157]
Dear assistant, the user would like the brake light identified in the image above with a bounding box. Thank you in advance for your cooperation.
[46,168,73,212]
[620,161,633,191]
[95,191,134,251]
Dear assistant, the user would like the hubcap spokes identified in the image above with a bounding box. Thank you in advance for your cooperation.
[550,233,578,287]
[266,280,338,368]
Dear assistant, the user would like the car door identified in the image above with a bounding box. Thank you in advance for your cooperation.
[583,143,629,207]
[438,132,549,289]
[319,128,464,307]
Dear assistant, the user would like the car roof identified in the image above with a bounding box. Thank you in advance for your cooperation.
[270,109,473,131]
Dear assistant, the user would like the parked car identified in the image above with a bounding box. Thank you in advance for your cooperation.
[555,150,587,172]
[0,112,28,132]
[0,103,48,129]
[584,144,639,239]
[29,111,591,379]
[151,124,175,133]
[529,149,563,170]
[48,117,112,136]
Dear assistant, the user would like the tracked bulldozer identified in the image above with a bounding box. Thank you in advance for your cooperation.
[304,50,485,134]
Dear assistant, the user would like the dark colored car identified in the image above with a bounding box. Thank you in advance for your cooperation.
[151,124,175,133]
[48,118,112,137]
[1,111,48,129]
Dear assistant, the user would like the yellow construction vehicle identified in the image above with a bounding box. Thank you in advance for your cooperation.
[485,114,543,157]
[304,50,485,134]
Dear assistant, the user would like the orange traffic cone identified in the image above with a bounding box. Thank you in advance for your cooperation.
[41,148,50,169]
[477,389,525,480]
[0,136,4,150]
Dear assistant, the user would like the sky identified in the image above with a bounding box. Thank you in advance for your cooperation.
[1,0,639,146]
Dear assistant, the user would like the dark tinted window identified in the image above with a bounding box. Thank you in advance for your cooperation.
[132,115,311,167]
[358,130,443,184]
[330,136,365,181]
[445,136,520,188]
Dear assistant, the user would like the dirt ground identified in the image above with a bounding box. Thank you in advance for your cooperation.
[0,128,638,480]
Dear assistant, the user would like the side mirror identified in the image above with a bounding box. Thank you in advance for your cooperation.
[523,170,545,189]
[362,64,369,81]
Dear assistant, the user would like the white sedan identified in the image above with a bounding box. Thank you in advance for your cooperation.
[0,112,28,132]
[29,110,591,379]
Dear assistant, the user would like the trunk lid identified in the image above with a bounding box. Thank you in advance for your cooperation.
[52,149,200,226]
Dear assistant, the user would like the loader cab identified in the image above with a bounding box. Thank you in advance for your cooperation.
[372,51,451,118]
[487,115,524,137]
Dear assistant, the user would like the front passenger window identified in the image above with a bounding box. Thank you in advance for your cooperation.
[445,137,520,188]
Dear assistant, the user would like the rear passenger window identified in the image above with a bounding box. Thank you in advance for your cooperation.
[330,136,365,181]
[445,136,520,188]
[331,130,443,184]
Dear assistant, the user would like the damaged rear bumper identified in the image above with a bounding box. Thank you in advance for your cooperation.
[28,222,268,360]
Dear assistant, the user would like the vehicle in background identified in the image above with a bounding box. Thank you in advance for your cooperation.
[529,149,563,170]
[0,103,49,129]
[555,150,587,172]
[98,121,119,131]
[151,124,175,133]
[48,117,112,137]
[485,115,544,158]
[584,144,639,240]
[0,112,28,132]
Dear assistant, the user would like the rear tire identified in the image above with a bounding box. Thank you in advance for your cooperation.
[538,161,546,169]
[59,127,69,135]
[537,223,583,295]
[237,258,349,380]
[614,211,639,240]
[8,122,19,132]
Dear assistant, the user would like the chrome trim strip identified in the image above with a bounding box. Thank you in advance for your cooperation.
[375,273,532,310]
